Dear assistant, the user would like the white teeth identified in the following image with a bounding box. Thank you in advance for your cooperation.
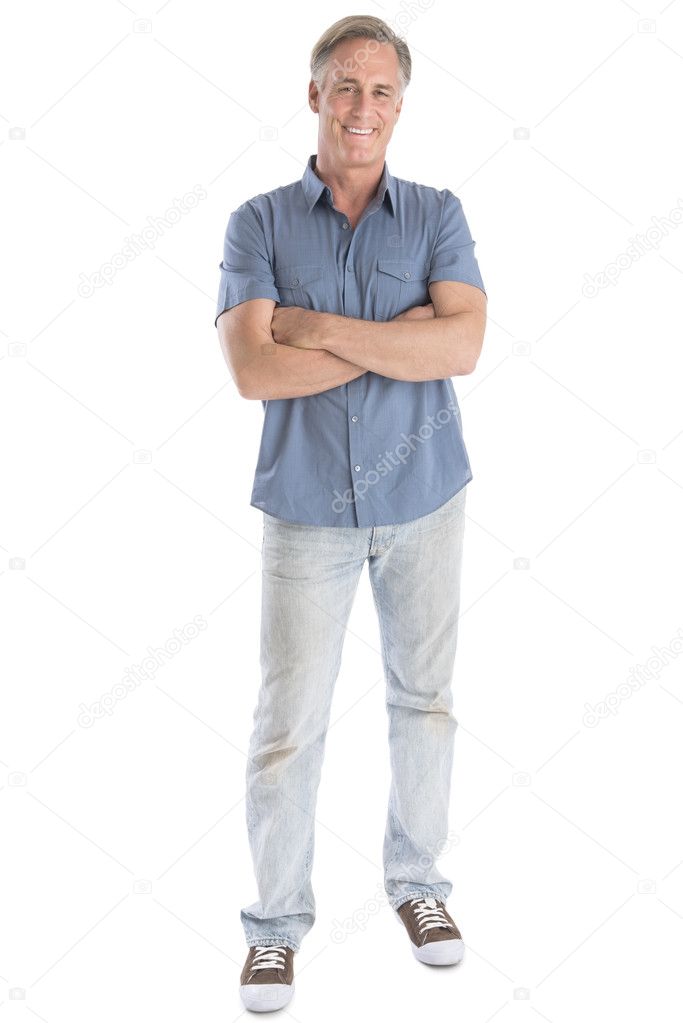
[344,126,374,135]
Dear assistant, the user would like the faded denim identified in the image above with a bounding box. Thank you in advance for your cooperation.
[241,484,468,951]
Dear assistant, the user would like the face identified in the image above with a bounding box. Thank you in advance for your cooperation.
[309,37,403,170]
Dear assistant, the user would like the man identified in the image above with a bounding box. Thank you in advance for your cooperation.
[215,15,486,1012]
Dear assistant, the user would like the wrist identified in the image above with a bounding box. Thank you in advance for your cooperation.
[322,312,345,354]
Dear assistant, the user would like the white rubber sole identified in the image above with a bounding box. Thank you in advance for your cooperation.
[411,937,465,965]
[394,906,465,965]
[239,981,294,1012]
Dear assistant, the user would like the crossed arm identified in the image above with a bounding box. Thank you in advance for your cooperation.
[217,280,486,401]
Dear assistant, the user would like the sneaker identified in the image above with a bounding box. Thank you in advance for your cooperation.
[395,895,465,965]
[239,944,295,1012]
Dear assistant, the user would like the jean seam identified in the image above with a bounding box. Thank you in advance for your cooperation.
[372,588,405,883]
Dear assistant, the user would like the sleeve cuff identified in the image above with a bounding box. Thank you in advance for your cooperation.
[428,269,486,297]
[214,285,281,328]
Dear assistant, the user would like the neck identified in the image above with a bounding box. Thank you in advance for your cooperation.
[313,154,384,209]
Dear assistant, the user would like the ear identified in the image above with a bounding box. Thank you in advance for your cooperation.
[394,94,404,120]
[308,79,319,113]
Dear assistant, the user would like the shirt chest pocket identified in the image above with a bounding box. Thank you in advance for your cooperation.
[274,264,326,309]
[375,259,430,320]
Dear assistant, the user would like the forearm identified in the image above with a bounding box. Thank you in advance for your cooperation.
[242,341,367,400]
[322,311,479,381]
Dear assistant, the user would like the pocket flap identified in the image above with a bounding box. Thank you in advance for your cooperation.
[377,259,430,282]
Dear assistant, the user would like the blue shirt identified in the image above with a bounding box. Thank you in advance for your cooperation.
[215,153,486,527]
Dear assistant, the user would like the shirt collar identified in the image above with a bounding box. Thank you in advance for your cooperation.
[301,152,396,217]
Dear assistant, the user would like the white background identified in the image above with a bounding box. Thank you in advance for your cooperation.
[2,0,683,1019]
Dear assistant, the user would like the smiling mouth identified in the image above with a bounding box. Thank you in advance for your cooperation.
[343,125,376,136]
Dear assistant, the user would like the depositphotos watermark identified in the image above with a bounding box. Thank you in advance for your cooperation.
[328,0,435,88]
[329,830,459,943]
[332,397,461,513]
[76,185,207,297]
[77,615,207,727]
[581,197,683,297]
[582,627,683,727]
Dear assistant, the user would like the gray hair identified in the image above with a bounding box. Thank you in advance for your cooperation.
[310,15,412,98]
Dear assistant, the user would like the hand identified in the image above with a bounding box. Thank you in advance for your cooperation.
[271,305,327,349]
[392,302,436,321]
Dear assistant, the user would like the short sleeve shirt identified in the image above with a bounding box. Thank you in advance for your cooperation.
[215,153,486,527]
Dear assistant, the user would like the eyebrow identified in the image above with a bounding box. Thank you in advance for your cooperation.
[334,77,395,93]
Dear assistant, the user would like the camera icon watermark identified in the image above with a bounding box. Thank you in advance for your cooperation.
[512,341,531,356]
[512,771,531,786]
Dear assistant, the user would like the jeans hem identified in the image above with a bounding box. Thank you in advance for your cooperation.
[245,937,299,952]
[389,888,449,912]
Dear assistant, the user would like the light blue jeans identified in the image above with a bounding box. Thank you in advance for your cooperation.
[241,485,468,951]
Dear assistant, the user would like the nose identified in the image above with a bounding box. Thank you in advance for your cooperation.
[349,89,375,119]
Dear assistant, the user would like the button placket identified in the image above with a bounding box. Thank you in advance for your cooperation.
[343,236,365,519]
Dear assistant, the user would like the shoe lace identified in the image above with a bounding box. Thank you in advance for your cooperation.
[250,945,288,973]
[410,896,456,934]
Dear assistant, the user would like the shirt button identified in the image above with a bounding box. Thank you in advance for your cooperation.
[403,271,411,279]
[354,464,361,471]
[342,222,349,229]
[351,415,358,422]
[347,266,353,272]
[292,278,299,285]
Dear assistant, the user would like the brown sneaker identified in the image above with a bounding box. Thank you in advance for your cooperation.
[395,895,465,965]
[239,943,295,1012]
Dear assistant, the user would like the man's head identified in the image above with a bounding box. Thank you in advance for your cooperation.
[309,16,411,172]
